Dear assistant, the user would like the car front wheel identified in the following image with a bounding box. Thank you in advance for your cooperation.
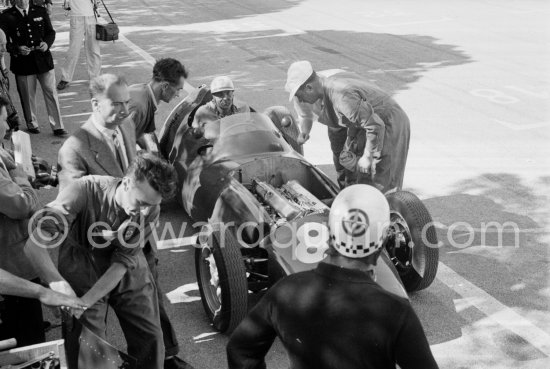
[195,229,248,333]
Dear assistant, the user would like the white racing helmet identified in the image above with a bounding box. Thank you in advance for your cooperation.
[329,184,390,258]
[210,76,234,94]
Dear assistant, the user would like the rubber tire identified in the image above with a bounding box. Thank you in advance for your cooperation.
[195,229,248,333]
[386,191,439,292]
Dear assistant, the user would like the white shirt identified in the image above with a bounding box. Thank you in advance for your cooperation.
[15,5,29,17]
[68,0,95,17]
[91,115,129,170]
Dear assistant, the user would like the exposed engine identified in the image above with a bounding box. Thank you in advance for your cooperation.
[252,178,329,222]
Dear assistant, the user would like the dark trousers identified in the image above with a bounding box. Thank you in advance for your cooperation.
[144,241,180,358]
[328,126,348,189]
[0,278,45,347]
[60,248,164,369]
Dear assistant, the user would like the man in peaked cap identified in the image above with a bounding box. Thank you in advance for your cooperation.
[285,60,410,192]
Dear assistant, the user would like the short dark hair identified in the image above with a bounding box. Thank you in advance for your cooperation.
[126,152,178,200]
[89,74,127,98]
[152,58,188,85]
[0,96,9,111]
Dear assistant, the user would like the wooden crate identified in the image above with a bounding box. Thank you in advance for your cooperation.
[0,339,67,368]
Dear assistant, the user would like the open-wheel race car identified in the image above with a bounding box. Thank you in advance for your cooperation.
[159,87,439,333]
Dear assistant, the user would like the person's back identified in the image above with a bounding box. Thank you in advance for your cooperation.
[228,262,435,369]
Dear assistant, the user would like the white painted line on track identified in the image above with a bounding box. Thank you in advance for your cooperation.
[118,31,196,95]
[492,119,550,131]
[195,339,215,344]
[193,332,218,340]
[437,262,550,356]
[156,235,198,250]
[369,17,452,28]
[166,282,201,304]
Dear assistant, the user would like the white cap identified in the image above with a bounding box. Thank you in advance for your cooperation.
[210,76,234,94]
[285,61,313,102]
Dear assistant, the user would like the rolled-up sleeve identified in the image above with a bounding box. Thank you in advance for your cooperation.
[31,181,85,246]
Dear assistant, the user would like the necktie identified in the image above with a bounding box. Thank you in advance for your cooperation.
[23,10,27,18]
[112,131,127,172]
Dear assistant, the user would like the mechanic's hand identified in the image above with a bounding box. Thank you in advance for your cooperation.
[0,149,16,170]
[297,132,310,144]
[39,287,88,311]
[38,42,48,52]
[18,46,31,56]
[357,154,374,174]
[49,280,78,318]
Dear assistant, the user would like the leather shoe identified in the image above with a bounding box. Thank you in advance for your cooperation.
[164,356,195,369]
[53,128,68,136]
[27,126,40,134]
[56,80,69,90]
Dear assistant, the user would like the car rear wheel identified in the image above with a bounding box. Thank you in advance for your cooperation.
[195,229,248,333]
[385,191,439,292]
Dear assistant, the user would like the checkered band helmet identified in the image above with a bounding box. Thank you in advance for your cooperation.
[329,185,390,258]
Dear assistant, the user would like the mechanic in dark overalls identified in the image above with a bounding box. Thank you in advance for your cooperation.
[286,61,410,192]
[227,185,439,369]
[24,153,177,369]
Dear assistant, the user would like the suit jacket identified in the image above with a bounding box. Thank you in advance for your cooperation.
[57,116,137,191]
[0,5,55,75]
[0,148,40,280]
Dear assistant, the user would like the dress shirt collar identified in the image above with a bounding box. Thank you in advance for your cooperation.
[91,114,118,136]
[15,5,30,17]
[315,261,377,284]
[147,83,159,111]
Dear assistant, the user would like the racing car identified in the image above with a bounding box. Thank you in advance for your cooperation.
[159,87,439,333]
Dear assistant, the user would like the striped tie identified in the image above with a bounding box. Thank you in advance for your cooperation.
[112,131,127,172]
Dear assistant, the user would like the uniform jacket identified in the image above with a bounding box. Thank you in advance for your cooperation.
[0,5,55,75]
[0,148,39,280]
[57,116,137,190]
[227,262,439,369]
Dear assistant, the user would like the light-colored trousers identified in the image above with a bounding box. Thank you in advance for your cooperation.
[15,70,64,130]
[60,15,101,82]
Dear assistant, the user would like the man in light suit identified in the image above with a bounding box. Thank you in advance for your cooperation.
[57,74,135,189]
